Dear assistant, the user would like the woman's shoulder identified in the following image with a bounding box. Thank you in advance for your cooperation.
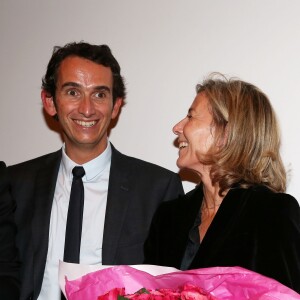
[150,186,203,237]
[247,185,298,205]
[155,186,203,219]
[239,185,300,220]
[162,185,202,206]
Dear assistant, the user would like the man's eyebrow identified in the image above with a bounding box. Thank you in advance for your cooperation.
[61,82,81,89]
[93,86,111,93]
[61,82,111,92]
[61,82,80,88]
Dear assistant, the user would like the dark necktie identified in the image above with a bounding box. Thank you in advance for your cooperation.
[63,166,85,263]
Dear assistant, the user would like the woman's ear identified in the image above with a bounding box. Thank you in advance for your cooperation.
[222,125,229,146]
[41,90,57,117]
[217,124,229,148]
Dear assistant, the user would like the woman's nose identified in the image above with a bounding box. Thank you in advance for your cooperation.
[172,118,185,135]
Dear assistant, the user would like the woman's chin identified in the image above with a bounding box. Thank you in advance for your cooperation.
[177,161,192,172]
[177,157,195,170]
[176,158,185,169]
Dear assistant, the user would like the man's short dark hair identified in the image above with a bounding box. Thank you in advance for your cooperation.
[42,42,126,104]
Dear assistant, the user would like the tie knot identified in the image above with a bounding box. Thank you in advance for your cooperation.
[72,166,85,179]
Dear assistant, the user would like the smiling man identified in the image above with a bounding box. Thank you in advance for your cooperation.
[8,42,184,300]
[42,55,122,163]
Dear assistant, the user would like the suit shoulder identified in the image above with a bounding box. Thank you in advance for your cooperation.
[8,150,61,173]
[129,156,176,174]
[112,146,179,177]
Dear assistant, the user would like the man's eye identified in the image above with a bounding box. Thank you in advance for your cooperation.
[95,92,106,98]
[187,114,192,119]
[67,90,77,96]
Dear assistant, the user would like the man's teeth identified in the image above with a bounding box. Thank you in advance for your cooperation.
[75,120,96,127]
[179,142,188,149]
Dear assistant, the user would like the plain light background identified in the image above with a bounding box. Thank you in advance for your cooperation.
[1,0,299,200]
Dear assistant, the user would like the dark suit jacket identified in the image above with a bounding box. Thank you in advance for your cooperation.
[144,185,300,293]
[8,144,184,300]
[0,161,20,300]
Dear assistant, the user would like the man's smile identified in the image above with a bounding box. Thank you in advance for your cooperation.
[74,120,97,128]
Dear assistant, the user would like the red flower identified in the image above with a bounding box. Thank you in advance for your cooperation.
[97,284,216,300]
[98,287,125,300]
[180,284,214,300]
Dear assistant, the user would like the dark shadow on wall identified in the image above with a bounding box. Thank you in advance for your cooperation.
[179,168,199,186]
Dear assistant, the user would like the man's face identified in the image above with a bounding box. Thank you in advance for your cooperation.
[42,56,122,163]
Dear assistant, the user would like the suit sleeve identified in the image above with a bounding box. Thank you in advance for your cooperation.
[0,161,20,300]
[162,173,184,202]
[144,172,183,263]
[144,204,164,265]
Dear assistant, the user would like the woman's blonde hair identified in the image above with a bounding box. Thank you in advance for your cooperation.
[197,73,286,194]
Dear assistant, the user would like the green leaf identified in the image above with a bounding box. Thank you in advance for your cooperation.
[136,288,150,294]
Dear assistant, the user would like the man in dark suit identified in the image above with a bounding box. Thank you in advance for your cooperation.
[8,42,183,300]
[0,162,20,300]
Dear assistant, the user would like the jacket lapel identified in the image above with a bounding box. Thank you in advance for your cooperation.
[102,144,132,264]
[193,187,251,266]
[31,150,61,294]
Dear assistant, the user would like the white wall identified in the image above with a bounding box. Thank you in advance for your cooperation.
[1,0,299,200]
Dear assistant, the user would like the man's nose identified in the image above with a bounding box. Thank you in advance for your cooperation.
[78,96,96,117]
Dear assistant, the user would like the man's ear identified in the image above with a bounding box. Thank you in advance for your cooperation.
[41,90,57,116]
[111,98,123,119]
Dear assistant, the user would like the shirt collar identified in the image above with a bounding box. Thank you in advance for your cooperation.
[61,141,112,182]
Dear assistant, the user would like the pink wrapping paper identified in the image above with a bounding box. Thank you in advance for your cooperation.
[65,265,300,300]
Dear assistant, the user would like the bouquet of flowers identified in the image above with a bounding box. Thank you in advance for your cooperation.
[60,263,300,300]
[98,284,215,300]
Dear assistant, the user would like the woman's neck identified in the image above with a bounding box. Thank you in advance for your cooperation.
[200,172,226,210]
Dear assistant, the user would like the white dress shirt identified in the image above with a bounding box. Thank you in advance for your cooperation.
[38,142,112,300]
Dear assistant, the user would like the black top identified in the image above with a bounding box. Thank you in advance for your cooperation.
[144,185,300,293]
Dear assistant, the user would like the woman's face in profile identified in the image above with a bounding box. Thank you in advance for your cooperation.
[173,92,215,173]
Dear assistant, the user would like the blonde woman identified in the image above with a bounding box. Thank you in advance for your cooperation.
[144,74,300,293]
